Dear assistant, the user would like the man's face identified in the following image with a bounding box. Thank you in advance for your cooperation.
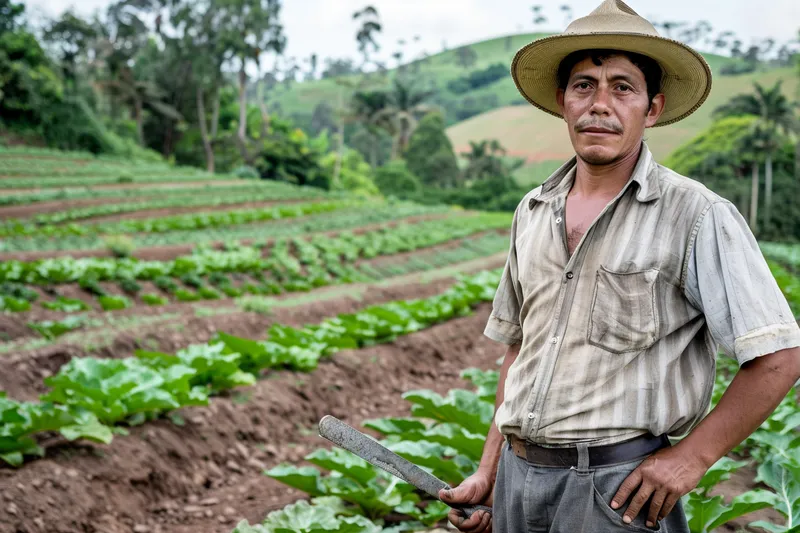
[556,54,665,166]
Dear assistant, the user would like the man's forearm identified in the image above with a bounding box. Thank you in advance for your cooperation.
[677,346,800,468]
[477,342,521,478]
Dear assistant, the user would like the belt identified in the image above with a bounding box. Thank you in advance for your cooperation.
[508,433,670,468]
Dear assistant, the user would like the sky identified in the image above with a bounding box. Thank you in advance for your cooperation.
[26,0,800,70]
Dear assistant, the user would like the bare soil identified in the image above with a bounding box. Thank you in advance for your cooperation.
[0,304,503,533]
[0,254,507,400]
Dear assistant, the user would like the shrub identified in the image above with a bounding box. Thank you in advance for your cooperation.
[373,160,422,197]
[103,235,135,258]
[405,112,460,188]
[232,165,260,180]
[0,281,38,302]
[117,173,134,183]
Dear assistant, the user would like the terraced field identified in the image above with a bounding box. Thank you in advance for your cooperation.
[0,147,798,533]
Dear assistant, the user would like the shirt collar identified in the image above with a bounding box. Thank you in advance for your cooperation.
[532,142,661,204]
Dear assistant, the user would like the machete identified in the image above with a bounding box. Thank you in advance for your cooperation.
[318,415,492,520]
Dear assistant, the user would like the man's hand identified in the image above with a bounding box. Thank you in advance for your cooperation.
[610,444,709,528]
[439,470,494,532]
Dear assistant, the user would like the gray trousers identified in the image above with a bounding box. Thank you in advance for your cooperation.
[493,441,690,533]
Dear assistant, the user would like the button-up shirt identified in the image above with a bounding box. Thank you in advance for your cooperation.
[485,142,800,446]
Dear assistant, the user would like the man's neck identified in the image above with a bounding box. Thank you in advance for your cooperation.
[571,144,642,199]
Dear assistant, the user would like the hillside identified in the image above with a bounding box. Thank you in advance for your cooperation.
[269,31,795,189]
[447,66,798,187]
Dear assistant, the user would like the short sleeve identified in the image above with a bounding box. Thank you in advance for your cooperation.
[684,201,800,366]
[484,203,524,345]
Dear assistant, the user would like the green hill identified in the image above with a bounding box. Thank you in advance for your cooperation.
[271,32,796,189]
[447,66,797,187]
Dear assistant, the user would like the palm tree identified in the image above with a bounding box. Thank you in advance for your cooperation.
[713,81,797,225]
[349,90,391,166]
[372,78,435,159]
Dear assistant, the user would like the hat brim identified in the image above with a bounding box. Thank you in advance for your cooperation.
[511,33,712,126]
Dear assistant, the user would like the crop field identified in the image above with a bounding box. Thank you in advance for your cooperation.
[0,147,799,533]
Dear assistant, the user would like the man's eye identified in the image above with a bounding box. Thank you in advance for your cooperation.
[576,82,591,90]
[617,84,631,91]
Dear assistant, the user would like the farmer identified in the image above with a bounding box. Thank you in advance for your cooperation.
[439,1,800,532]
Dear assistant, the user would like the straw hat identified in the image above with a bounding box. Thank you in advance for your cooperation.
[511,0,712,126]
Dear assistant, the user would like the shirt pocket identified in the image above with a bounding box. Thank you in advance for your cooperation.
[587,266,660,354]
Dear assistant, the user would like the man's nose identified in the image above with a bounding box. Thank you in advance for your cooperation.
[589,86,612,116]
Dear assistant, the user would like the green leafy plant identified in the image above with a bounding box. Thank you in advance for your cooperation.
[102,235,136,258]
[141,293,168,306]
[98,295,130,311]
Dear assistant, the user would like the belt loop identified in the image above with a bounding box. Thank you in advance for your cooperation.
[576,442,590,472]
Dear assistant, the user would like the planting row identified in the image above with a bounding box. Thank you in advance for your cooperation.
[0,200,354,239]
[0,269,502,466]
[0,172,220,190]
[0,181,261,208]
[239,360,800,533]
[0,212,505,287]
[0,202,451,253]
[16,183,329,225]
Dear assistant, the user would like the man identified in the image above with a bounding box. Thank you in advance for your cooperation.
[439,1,800,532]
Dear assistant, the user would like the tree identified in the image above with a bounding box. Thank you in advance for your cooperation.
[559,4,572,26]
[404,112,460,188]
[372,78,435,159]
[330,4,384,185]
[217,0,286,162]
[353,5,381,70]
[0,0,25,34]
[531,5,547,28]
[42,11,96,86]
[713,81,797,226]
[454,45,477,69]
[461,139,510,182]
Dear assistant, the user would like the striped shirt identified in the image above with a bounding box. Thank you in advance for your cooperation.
[485,142,800,446]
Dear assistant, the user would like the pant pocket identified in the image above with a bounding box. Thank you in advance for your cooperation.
[589,470,661,532]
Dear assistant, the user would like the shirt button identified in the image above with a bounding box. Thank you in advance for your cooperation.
[555,216,562,224]
[529,198,535,210]
[527,413,535,420]
[566,272,574,279]
[550,336,558,344]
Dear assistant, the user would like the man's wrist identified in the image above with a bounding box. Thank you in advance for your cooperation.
[674,435,720,470]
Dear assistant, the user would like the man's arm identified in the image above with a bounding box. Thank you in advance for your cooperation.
[477,342,522,479]
[612,345,800,527]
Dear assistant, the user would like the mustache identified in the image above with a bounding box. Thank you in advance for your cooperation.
[574,119,623,134]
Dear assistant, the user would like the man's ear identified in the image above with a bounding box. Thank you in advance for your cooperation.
[645,93,666,128]
[556,88,565,117]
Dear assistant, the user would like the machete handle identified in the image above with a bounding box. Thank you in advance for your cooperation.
[453,503,493,519]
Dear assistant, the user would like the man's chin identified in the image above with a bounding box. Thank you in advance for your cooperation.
[576,147,620,166]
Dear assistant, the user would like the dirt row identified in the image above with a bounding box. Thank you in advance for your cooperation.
[0,211,455,262]
[3,230,503,339]
[0,301,780,533]
[0,299,505,533]
[2,179,245,195]
[0,253,506,400]
[0,197,314,224]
